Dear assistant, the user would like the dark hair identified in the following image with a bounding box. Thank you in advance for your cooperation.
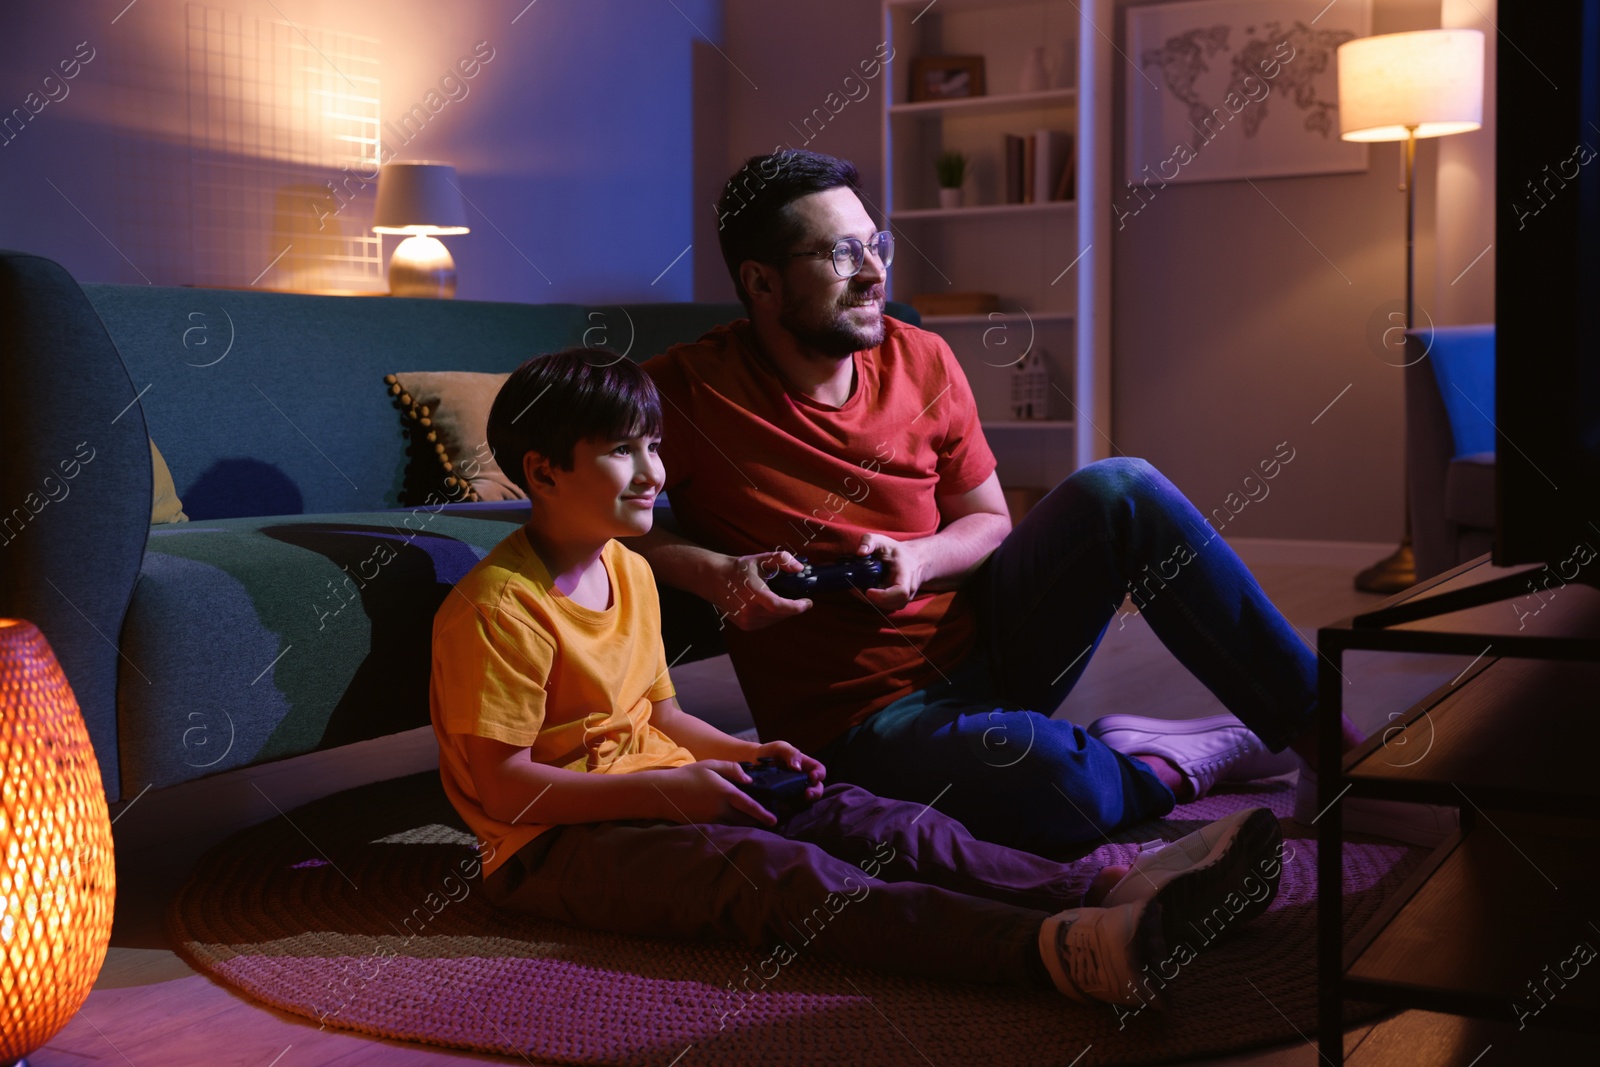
[487,349,663,493]
[715,149,863,312]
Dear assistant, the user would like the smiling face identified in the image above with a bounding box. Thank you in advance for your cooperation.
[524,432,664,543]
[770,187,887,358]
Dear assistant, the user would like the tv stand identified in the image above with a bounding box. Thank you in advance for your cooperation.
[1316,551,1600,1064]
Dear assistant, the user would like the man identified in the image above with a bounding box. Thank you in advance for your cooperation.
[638,149,1451,854]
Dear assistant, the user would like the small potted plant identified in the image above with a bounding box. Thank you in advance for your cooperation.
[935,150,968,209]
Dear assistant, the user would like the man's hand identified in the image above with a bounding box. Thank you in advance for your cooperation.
[712,550,813,631]
[649,762,778,826]
[855,533,930,611]
[751,740,827,802]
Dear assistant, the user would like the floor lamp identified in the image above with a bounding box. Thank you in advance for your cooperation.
[1337,28,1485,593]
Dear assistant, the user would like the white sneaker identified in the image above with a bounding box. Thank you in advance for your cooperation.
[1087,713,1301,798]
[1101,807,1282,948]
[1294,767,1458,847]
[1039,901,1166,1008]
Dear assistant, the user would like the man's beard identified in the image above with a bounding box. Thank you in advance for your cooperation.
[777,284,885,358]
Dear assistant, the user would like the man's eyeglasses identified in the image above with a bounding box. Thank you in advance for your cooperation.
[774,230,895,278]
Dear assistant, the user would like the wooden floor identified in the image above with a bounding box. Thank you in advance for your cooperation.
[27,539,1592,1066]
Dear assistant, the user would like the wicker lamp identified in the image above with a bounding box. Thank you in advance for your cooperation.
[0,619,115,1066]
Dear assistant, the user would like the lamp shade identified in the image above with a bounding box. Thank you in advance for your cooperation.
[1337,29,1484,142]
[372,162,470,234]
[0,618,115,1061]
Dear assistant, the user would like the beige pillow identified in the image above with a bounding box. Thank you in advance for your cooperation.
[385,371,523,503]
[150,438,189,523]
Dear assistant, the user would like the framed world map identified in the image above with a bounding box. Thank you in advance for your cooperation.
[1125,0,1372,184]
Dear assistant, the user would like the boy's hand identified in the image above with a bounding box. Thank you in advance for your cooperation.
[711,550,812,631]
[650,762,778,826]
[751,740,827,803]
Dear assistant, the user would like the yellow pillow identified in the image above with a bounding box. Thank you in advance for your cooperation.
[150,438,189,524]
[384,371,524,503]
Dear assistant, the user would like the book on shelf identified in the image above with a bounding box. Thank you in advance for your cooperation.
[1004,129,1074,204]
[1023,134,1036,203]
[1053,134,1076,202]
[1004,134,1026,204]
[1049,130,1075,202]
[909,291,1001,317]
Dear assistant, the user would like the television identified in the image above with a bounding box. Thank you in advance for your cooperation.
[1495,0,1600,571]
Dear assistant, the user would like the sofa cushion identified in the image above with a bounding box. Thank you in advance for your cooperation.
[117,503,533,789]
[150,438,189,523]
[386,370,520,503]
[1424,325,1496,459]
[1,251,153,803]
[80,288,922,522]
[1444,451,1495,530]
[82,285,592,519]
[116,500,725,790]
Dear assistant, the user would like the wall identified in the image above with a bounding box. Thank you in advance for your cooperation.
[1432,0,1495,326]
[1113,0,1448,543]
[726,0,1494,544]
[0,0,721,303]
[713,0,890,302]
[2,0,1500,543]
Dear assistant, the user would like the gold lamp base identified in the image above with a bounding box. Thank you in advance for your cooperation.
[1354,539,1416,594]
[388,234,457,299]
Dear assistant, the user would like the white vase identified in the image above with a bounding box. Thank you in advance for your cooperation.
[1020,46,1049,93]
[1052,42,1076,88]
[938,187,963,209]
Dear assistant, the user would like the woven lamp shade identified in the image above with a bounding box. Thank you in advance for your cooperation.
[0,619,115,1061]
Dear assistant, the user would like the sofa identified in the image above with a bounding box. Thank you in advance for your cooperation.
[1406,324,1495,581]
[0,249,918,802]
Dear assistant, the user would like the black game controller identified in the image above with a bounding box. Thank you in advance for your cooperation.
[765,554,887,600]
[736,757,814,819]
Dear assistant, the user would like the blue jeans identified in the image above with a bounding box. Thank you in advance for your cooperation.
[816,457,1319,858]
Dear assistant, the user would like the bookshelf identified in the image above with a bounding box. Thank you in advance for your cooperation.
[890,200,1075,221]
[888,86,1077,118]
[881,0,1114,497]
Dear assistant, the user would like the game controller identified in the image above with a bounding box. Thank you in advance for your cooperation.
[764,554,888,600]
[736,757,814,819]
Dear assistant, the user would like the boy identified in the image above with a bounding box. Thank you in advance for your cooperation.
[429,349,1284,1009]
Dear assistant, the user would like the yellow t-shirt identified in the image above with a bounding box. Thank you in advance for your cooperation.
[430,529,693,879]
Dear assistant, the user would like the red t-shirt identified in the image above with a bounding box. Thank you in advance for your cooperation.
[641,316,998,754]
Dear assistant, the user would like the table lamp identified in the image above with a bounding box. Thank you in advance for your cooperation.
[1337,28,1485,593]
[372,162,470,298]
[0,619,115,1066]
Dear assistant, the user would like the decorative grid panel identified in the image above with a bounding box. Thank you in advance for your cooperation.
[185,4,381,291]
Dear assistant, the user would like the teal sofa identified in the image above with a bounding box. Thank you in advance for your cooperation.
[0,249,917,802]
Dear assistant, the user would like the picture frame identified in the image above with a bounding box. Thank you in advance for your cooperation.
[1124,0,1372,183]
[909,55,987,102]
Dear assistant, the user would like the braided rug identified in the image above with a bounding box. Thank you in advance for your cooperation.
[168,771,1416,1066]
